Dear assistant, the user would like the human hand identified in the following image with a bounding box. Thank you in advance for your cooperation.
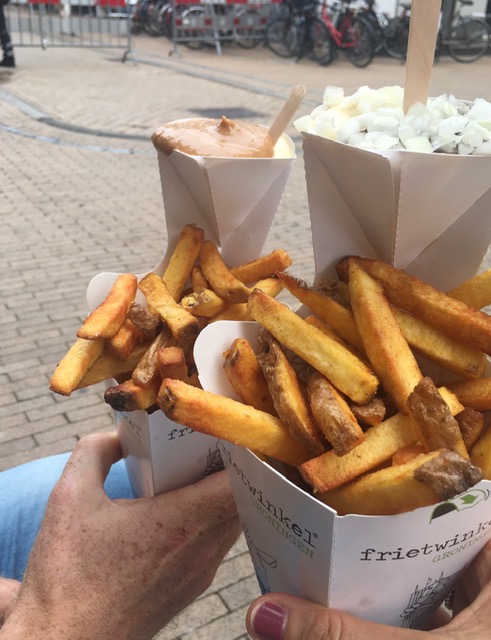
[0,578,20,628]
[0,432,240,640]
[246,538,491,639]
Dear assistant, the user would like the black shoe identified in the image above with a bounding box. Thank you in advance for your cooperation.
[0,57,15,68]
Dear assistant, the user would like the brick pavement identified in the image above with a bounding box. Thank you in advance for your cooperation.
[1,33,491,640]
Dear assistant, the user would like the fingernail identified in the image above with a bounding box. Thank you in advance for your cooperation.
[251,601,287,640]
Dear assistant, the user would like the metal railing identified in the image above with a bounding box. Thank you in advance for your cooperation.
[6,0,134,60]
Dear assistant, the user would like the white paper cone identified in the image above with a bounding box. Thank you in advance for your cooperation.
[194,320,491,629]
[156,133,295,267]
[302,134,491,291]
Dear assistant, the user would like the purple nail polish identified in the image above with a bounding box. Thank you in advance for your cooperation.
[251,601,287,640]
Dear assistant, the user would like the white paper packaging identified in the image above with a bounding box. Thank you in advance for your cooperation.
[84,134,296,497]
[302,134,491,291]
[194,320,491,630]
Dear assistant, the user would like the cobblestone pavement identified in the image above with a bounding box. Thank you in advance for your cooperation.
[1,32,490,640]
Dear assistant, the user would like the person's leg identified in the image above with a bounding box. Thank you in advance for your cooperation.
[0,453,134,581]
[0,3,15,67]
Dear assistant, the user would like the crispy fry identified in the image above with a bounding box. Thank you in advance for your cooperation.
[50,338,106,396]
[456,407,485,451]
[348,260,422,413]
[318,450,482,516]
[299,387,463,493]
[163,223,204,301]
[392,306,487,379]
[158,379,313,467]
[392,443,425,466]
[104,376,161,412]
[108,318,145,361]
[471,425,491,480]
[77,343,150,389]
[209,302,250,323]
[199,240,252,304]
[180,289,226,318]
[407,377,469,458]
[257,329,325,455]
[306,370,364,456]
[349,397,386,426]
[77,273,137,340]
[448,268,491,309]
[138,273,200,343]
[191,265,208,291]
[156,346,189,381]
[132,329,174,388]
[277,271,365,353]
[447,378,491,411]
[338,257,491,355]
[248,289,378,405]
[230,249,292,284]
[223,338,276,414]
[127,302,161,338]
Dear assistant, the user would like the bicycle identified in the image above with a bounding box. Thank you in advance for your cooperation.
[356,0,410,59]
[265,0,333,65]
[438,0,490,63]
[131,0,172,36]
[318,0,375,67]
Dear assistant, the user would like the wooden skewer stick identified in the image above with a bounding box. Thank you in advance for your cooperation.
[403,0,441,114]
[268,84,306,145]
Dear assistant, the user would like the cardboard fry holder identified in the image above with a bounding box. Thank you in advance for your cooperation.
[194,321,491,630]
[84,135,295,497]
[301,134,491,291]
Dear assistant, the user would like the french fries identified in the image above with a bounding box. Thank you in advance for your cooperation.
[406,377,469,459]
[256,328,325,456]
[199,240,252,304]
[77,274,138,340]
[138,273,200,344]
[223,338,276,414]
[337,257,491,355]
[49,225,294,403]
[247,288,379,405]
[318,450,482,516]
[50,228,491,518]
[348,259,423,413]
[163,223,204,301]
[230,249,292,283]
[305,370,364,456]
[158,378,313,467]
[50,338,106,396]
[298,387,464,494]
[448,268,491,309]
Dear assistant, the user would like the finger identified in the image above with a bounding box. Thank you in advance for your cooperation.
[453,539,491,616]
[59,432,123,496]
[154,469,237,527]
[246,594,421,640]
[0,578,20,625]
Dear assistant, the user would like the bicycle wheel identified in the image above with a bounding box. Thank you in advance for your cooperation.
[234,8,262,49]
[307,17,333,66]
[147,0,172,36]
[265,17,302,58]
[181,6,206,50]
[447,17,490,62]
[384,16,409,59]
[345,17,375,67]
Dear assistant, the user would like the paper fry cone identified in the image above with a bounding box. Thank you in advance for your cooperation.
[194,320,491,630]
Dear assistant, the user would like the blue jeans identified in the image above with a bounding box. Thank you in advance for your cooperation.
[0,453,134,581]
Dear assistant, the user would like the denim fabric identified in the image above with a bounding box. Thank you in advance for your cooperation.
[0,454,134,581]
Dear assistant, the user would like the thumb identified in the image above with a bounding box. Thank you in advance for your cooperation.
[246,594,423,640]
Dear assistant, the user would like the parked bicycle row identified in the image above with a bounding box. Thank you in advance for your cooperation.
[131,0,491,65]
